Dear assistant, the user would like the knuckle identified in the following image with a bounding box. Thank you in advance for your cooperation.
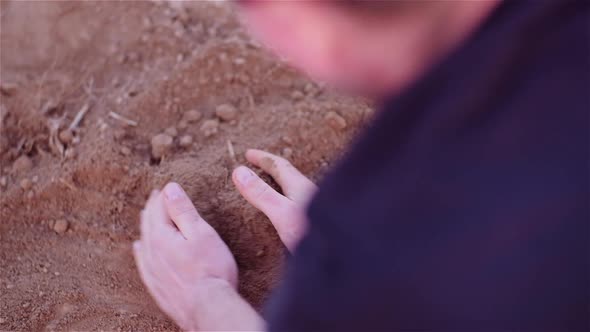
[170,199,196,217]
[252,181,270,201]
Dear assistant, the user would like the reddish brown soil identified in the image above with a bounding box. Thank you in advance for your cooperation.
[0,2,372,331]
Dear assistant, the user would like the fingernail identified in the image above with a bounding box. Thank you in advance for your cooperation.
[235,166,254,185]
[164,182,185,201]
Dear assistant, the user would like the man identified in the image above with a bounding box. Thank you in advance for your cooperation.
[133,1,589,331]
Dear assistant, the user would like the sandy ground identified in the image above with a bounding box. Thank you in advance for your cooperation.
[0,1,373,331]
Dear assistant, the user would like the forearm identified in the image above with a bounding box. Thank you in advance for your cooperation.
[186,278,265,332]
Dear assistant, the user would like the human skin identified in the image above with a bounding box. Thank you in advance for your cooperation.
[133,1,500,331]
[134,149,314,331]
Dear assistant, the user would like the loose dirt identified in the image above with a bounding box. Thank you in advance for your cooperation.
[0,1,373,331]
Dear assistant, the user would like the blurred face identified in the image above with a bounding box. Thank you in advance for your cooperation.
[238,1,405,97]
[237,1,498,99]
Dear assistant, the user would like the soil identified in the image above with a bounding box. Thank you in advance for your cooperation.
[0,1,373,331]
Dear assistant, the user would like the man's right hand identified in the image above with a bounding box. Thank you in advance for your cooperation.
[232,149,317,252]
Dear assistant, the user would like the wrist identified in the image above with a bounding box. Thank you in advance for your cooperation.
[183,278,241,331]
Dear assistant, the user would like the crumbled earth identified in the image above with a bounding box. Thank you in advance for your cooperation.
[0,1,373,331]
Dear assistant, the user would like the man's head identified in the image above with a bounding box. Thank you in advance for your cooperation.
[237,1,499,99]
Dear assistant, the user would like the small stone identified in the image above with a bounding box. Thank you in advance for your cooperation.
[179,135,193,148]
[182,110,202,123]
[26,191,34,200]
[215,104,238,121]
[20,178,32,191]
[150,133,174,159]
[120,146,131,156]
[12,155,33,174]
[54,271,60,276]
[31,175,39,183]
[164,126,178,137]
[282,147,293,159]
[58,129,74,144]
[6,284,14,289]
[22,302,30,309]
[200,119,219,137]
[0,317,5,324]
[291,90,305,101]
[177,120,188,130]
[256,249,265,257]
[0,176,7,187]
[325,111,347,130]
[281,136,293,145]
[0,82,18,96]
[53,219,69,234]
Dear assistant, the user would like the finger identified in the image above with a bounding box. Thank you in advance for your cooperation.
[145,191,182,260]
[133,241,173,306]
[141,190,160,237]
[232,166,291,222]
[162,182,201,239]
[245,149,316,202]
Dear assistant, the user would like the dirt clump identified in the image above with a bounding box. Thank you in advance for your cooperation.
[325,111,348,130]
[53,219,69,234]
[200,119,220,137]
[182,110,202,123]
[12,155,33,174]
[151,133,174,159]
[215,103,238,121]
[179,135,193,148]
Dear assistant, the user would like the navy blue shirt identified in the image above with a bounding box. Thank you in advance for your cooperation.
[268,1,589,331]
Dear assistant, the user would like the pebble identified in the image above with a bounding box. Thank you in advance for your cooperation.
[215,104,238,121]
[200,119,219,137]
[58,129,74,144]
[53,219,69,234]
[0,176,7,187]
[26,191,34,200]
[233,57,246,65]
[179,135,193,148]
[150,133,174,159]
[182,110,202,123]
[164,126,178,137]
[22,302,30,309]
[0,82,18,96]
[325,111,347,130]
[20,178,32,191]
[281,136,294,145]
[291,90,305,101]
[120,146,132,156]
[12,155,33,174]
[31,175,39,183]
[177,120,188,130]
[0,317,5,324]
